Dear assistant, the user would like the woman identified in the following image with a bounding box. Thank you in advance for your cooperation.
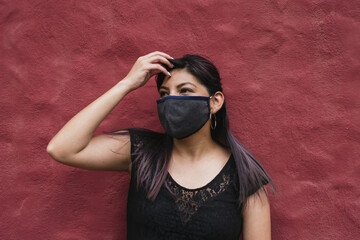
[47,51,275,240]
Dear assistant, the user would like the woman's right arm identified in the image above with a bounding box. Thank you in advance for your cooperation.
[46,51,173,172]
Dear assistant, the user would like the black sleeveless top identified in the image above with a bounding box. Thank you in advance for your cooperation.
[127,131,263,240]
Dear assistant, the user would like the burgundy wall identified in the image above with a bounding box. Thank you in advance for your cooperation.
[1,0,359,239]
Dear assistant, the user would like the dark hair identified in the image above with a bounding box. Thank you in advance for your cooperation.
[112,54,276,209]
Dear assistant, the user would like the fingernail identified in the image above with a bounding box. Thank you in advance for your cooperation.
[168,71,171,77]
[170,57,174,59]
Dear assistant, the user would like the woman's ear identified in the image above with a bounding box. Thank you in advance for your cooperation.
[210,91,225,114]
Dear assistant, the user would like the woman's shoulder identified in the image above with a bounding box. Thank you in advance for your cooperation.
[128,127,164,140]
[126,128,166,153]
[109,127,165,153]
[126,128,168,174]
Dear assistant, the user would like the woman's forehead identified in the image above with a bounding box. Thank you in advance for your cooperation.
[161,69,202,87]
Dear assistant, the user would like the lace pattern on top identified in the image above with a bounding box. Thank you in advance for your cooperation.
[165,160,233,226]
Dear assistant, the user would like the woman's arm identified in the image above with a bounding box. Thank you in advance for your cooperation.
[242,187,271,240]
[47,51,173,172]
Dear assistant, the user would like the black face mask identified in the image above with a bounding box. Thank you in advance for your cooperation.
[156,95,212,139]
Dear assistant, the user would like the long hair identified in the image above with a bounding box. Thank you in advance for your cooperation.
[112,54,276,209]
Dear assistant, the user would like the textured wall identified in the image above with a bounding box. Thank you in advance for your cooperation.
[1,0,359,239]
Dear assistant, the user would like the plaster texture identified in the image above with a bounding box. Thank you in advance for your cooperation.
[1,0,359,239]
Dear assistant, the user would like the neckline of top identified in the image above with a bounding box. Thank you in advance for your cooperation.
[166,154,233,191]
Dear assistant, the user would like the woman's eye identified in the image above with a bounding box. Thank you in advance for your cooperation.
[159,92,168,97]
[180,88,193,94]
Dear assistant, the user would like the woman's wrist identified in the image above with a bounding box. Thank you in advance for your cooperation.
[115,78,136,95]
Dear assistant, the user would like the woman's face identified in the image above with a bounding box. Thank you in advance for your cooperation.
[159,69,209,98]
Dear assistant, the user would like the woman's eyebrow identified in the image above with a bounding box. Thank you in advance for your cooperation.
[159,82,196,90]
[176,82,196,88]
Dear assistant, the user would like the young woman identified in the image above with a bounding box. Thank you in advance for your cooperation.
[47,51,275,240]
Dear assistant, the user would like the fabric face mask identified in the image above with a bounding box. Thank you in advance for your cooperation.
[156,95,212,139]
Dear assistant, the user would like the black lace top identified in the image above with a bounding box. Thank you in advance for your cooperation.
[127,131,252,240]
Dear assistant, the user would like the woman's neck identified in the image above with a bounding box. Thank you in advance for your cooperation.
[171,122,218,161]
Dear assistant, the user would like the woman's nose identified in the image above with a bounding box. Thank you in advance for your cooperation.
[168,91,179,96]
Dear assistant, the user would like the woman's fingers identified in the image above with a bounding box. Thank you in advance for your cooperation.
[121,51,173,91]
[148,55,174,69]
[148,64,171,77]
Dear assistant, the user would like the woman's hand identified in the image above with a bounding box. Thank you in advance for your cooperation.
[122,51,174,91]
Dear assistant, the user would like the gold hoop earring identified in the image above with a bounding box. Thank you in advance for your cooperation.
[210,114,217,130]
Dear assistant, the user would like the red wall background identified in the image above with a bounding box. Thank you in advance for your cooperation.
[1,0,359,239]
